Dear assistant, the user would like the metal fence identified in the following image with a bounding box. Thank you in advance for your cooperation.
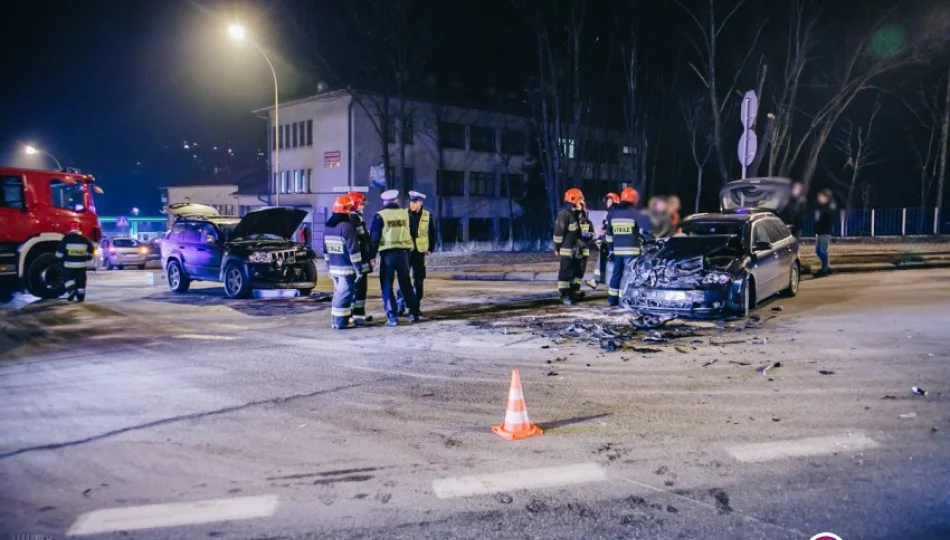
[799,207,950,237]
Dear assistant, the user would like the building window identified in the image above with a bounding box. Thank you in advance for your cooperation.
[500,173,522,198]
[501,130,525,154]
[403,117,414,144]
[469,218,494,241]
[292,122,299,148]
[499,218,511,241]
[559,137,576,160]
[440,122,466,149]
[278,125,284,149]
[470,126,496,152]
[305,168,312,192]
[622,145,634,155]
[272,126,277,150]
[284,125,291,150]
[440,218,461,244]
[307,120,313,146]
[469,172,495,196]
[437,170,464,196]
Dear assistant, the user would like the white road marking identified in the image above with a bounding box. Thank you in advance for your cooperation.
[726,433,879,463]
[432,462,607,499]
[173,334,236,341]
[67,494,279,536]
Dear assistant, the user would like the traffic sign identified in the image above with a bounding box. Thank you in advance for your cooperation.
[738,131,757,167]
[116,216,130,227]
[740,90,759,129]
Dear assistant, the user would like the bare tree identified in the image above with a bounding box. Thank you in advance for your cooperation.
[681,94,715,213]
[832,98,883,212]
[937,63,950,224]
[903,81,946,226]
[675,0,765,187]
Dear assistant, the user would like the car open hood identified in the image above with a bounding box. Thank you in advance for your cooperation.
[230,207,307,240]
[164,203,221,218]
[720,177,791,213]
[644,235,741,262]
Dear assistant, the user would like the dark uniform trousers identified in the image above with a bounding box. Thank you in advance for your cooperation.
[64,268,88,302]
[380,249,419,320]
[557,256,588,298]
[353,268,369,316]
[396,251,426,313]
[331,275,357,328]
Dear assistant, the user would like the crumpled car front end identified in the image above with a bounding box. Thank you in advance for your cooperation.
[620,237,748,319]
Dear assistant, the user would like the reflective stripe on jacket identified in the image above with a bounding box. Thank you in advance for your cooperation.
[606,203,643,257]
[324,214,362,277]
[56,232,92,269]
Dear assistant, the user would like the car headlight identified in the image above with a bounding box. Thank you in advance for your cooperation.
[702,271,733,285]
[248,251,271,263]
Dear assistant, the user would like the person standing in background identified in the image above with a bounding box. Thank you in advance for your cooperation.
[648,197,672,238]
[814,189,837,277]
[781,182,807,238]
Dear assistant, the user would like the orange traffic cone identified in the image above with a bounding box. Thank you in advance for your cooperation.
[492,369,543,440]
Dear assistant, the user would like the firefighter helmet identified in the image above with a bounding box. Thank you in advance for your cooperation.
[605,192,620,204]
[332,195,354,214]
[620,187,639,204]
[347,191,366,208]
[564,188,584,205]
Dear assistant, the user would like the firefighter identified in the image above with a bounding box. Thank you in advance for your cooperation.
[56,226,94,302]
[324,195,364,329]
[348,191,373,322]
[370,189,420,326]
[587,192,619,290]
[397,191,436,316]
[553,188,591,305]
[606,187,643,307]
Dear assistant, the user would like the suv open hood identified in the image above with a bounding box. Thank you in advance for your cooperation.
[720,177,791,213]
[230,207,307,240]
[164,203,221,218]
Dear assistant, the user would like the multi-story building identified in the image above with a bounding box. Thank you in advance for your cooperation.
[165,90,634,252]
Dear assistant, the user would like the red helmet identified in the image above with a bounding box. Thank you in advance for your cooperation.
[605,192,620,204]
[564,188,584,205]
[620,187,640,204]
[332,195,354,214]
[347,191,366,208]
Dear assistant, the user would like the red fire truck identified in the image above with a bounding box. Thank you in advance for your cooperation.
[0,167,103,301]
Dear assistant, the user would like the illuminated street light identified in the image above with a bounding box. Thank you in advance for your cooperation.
[228,23,281,206]
[23,144,63,170]
[131,207,140,216]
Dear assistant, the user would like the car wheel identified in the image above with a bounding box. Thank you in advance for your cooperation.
[781,262,800,297]
[166,260,190,293]
[138,264,146,270]
[117,264,125,270]
[25,253,65,299]
[224,262,251,299]
[106,258,114,271]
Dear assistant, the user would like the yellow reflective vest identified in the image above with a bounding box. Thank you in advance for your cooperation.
[414,210,431,253]
[377,208,413,251]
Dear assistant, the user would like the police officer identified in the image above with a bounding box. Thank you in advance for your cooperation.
[348,191,373,322]
[324,196,364,329]
[553,188,591,305]
[606,187,643,307]
[370,190,420,326]
[397,191,435,316]
[56,226,94,302]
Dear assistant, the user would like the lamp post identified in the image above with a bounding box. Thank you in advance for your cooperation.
[24,145,63,170]
[229,24,281,206]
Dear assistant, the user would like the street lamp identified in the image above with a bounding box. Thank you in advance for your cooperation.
[131,207,140,216]
[229,23,281,206]
[23,145,63,170]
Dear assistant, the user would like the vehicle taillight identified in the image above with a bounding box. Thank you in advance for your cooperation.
[109,248,116,254]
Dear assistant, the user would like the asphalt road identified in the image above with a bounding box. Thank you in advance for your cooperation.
[1,268,949,539]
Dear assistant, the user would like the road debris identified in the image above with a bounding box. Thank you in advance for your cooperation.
[728,360,751,366]
[674,345,691,354]
[912,386,927,396]
[702,359,718,367]
[771,306,784,312]
[630,346,662,354]
[546,371,559,377]
[759,361,782,376]
[747,337,768,345]
[629,313,676,329]
[883,395,897,400]
[899,412,918,419]
[643,330,668,344]
[600,339,619,352]
[710,337,746,346]
[818,370,836,375]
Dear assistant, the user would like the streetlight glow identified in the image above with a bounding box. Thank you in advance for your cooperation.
[228,24,247,40]
[24,145,38,155]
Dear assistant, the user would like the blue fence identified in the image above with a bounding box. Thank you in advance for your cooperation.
[798,207,950,237]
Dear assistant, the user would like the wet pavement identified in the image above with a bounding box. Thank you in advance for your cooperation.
[1,268,949,539]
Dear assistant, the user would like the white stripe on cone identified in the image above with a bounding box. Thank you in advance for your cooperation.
[508,389,524,400]
[504,410,530,426]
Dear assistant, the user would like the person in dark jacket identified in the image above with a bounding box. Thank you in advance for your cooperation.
[397,191,436,316]
[781,182,807,237]
[605,187,643,306]
[814,189,837,277]
[348,191,373,322]
[370,190,420,326]
[324,196,364,329]
[56,226,94,302]
[553,188,590,305]
[586,192,619,290]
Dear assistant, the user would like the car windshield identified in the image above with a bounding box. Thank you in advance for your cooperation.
[113,239,138,247]
[211,220,242,240]
[679,221,745,237]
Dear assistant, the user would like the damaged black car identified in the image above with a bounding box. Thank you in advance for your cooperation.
[620,178,800,318]
[161,204,318,299]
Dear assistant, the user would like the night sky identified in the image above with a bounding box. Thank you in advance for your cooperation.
[2,0,947,216]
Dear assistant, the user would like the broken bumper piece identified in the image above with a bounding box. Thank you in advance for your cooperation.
[623,285,739,319]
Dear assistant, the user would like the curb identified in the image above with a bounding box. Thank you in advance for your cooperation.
[449,260,950,282]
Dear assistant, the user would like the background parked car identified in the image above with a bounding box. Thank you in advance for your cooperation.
[99,237,149,270]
